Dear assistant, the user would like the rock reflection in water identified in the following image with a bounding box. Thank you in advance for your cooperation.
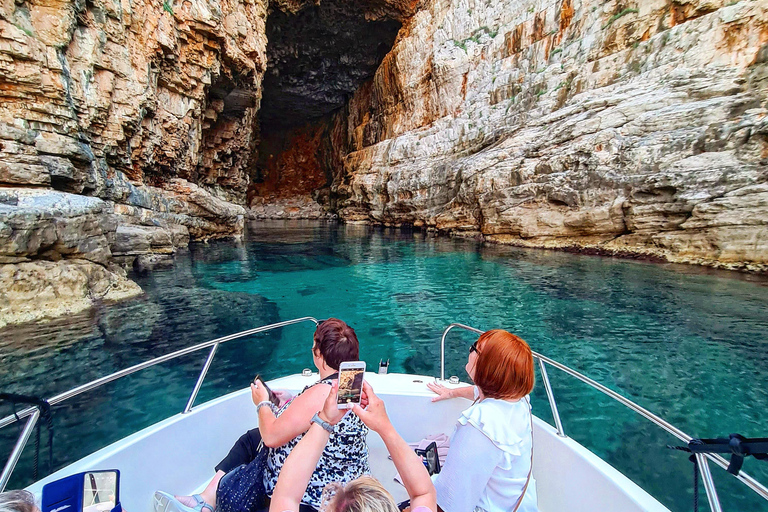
[0,260,281,489]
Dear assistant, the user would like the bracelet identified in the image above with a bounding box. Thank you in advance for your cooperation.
[256,400,275,413]
[311,412,334,433]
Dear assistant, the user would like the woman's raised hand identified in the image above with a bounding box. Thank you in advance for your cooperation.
[426,380,454,402]
[319,380,348,425]
[352,382,392,434]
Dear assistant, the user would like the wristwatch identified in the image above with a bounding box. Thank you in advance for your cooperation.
[256,400,275,413]
[311,412,334,433]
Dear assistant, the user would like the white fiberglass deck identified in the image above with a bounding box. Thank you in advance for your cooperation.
[26,372,669,512]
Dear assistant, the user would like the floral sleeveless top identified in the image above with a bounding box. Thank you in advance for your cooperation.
[262,376,370,509]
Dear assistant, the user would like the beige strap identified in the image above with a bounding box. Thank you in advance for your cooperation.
[511,397,534,512]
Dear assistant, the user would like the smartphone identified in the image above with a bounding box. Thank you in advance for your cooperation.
[337,361,366,409]
[415,441,441,475]
[253,374,280,406]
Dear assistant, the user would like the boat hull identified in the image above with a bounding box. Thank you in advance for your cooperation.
[26,372,669,512]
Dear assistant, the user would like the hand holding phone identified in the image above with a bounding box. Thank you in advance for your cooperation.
[337,361,366,409]
[253,375,280,406]
[350,381,390,433]
[320,380,348,425]
[415,441,441,475]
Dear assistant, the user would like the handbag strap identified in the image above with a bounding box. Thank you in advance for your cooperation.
[511,397,534,512]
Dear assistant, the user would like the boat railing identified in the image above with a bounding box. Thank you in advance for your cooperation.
[3,318,767,512]
[440,322,768,512]
[0,317,320,492]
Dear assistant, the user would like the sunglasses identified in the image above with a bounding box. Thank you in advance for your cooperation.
[469,341,480,355]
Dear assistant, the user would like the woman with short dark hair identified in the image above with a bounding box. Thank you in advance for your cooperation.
[159,318,368,512]
[427,329,539,512]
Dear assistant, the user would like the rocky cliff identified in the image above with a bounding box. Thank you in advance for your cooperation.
[330,0,768,271]
[2,0,767,325]
[0,0,409,325]
[1,0,268,231]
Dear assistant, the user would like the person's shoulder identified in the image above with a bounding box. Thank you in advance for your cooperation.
[292,380,332,405]
[301,377,334,392]
[458,397,530,453]
[485,396,529,412]
[462,396,527,419]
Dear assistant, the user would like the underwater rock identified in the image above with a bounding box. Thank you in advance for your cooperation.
[0,259,143,329]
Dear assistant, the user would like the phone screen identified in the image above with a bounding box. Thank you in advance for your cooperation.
[337,365,365,408]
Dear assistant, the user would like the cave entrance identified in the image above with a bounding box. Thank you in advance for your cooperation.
[250,0,403,212]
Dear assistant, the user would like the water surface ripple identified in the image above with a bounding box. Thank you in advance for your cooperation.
[1,221,767,512]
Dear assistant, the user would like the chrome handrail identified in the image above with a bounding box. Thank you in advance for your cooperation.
[439,323,482,381]
[0,411,41,492]
[440,323,566,437]
[438,322,768,512]
[0,316,319,491]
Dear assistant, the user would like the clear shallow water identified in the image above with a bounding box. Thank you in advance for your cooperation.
[1,220,767,511]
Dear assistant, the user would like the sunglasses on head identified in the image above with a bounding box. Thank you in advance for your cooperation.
[469,341,480,355]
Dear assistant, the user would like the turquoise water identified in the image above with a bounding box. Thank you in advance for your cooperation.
[1,220,767,511]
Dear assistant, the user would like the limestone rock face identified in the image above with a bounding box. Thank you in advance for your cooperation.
[332,0,768,271]
[0,0,420,325]
[0,0,264,324]
[249,196,333,219]
[0,0,267,218]
[0,189,114,264]
[0,259,142,329]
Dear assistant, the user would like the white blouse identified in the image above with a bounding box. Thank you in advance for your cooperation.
[433,395,538,512]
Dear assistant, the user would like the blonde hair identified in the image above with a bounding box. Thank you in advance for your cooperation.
[0,490,39,512]
[324,476,399,512]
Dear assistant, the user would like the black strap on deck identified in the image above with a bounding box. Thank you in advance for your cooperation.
[686,435,768,475]
[0,393,55,480]
[670,434,768,512]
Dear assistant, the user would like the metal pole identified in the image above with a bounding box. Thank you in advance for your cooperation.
[533,352,693,443]
[440,323,483,381]
[696,454,723,512]
[184,343,220,414]
[0,316,319,429]
[537,358,565,437]
[0,317,319,488]
[0,409,40,492]
[437,322,768,501]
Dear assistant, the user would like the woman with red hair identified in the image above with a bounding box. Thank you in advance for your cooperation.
[427,329,538,512]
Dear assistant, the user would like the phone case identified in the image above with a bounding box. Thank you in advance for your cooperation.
[337,362,366,409]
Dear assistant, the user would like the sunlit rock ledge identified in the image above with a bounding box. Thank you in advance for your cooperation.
[0,185,246,326]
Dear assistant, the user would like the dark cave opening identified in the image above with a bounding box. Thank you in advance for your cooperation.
[250,0,403,204]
